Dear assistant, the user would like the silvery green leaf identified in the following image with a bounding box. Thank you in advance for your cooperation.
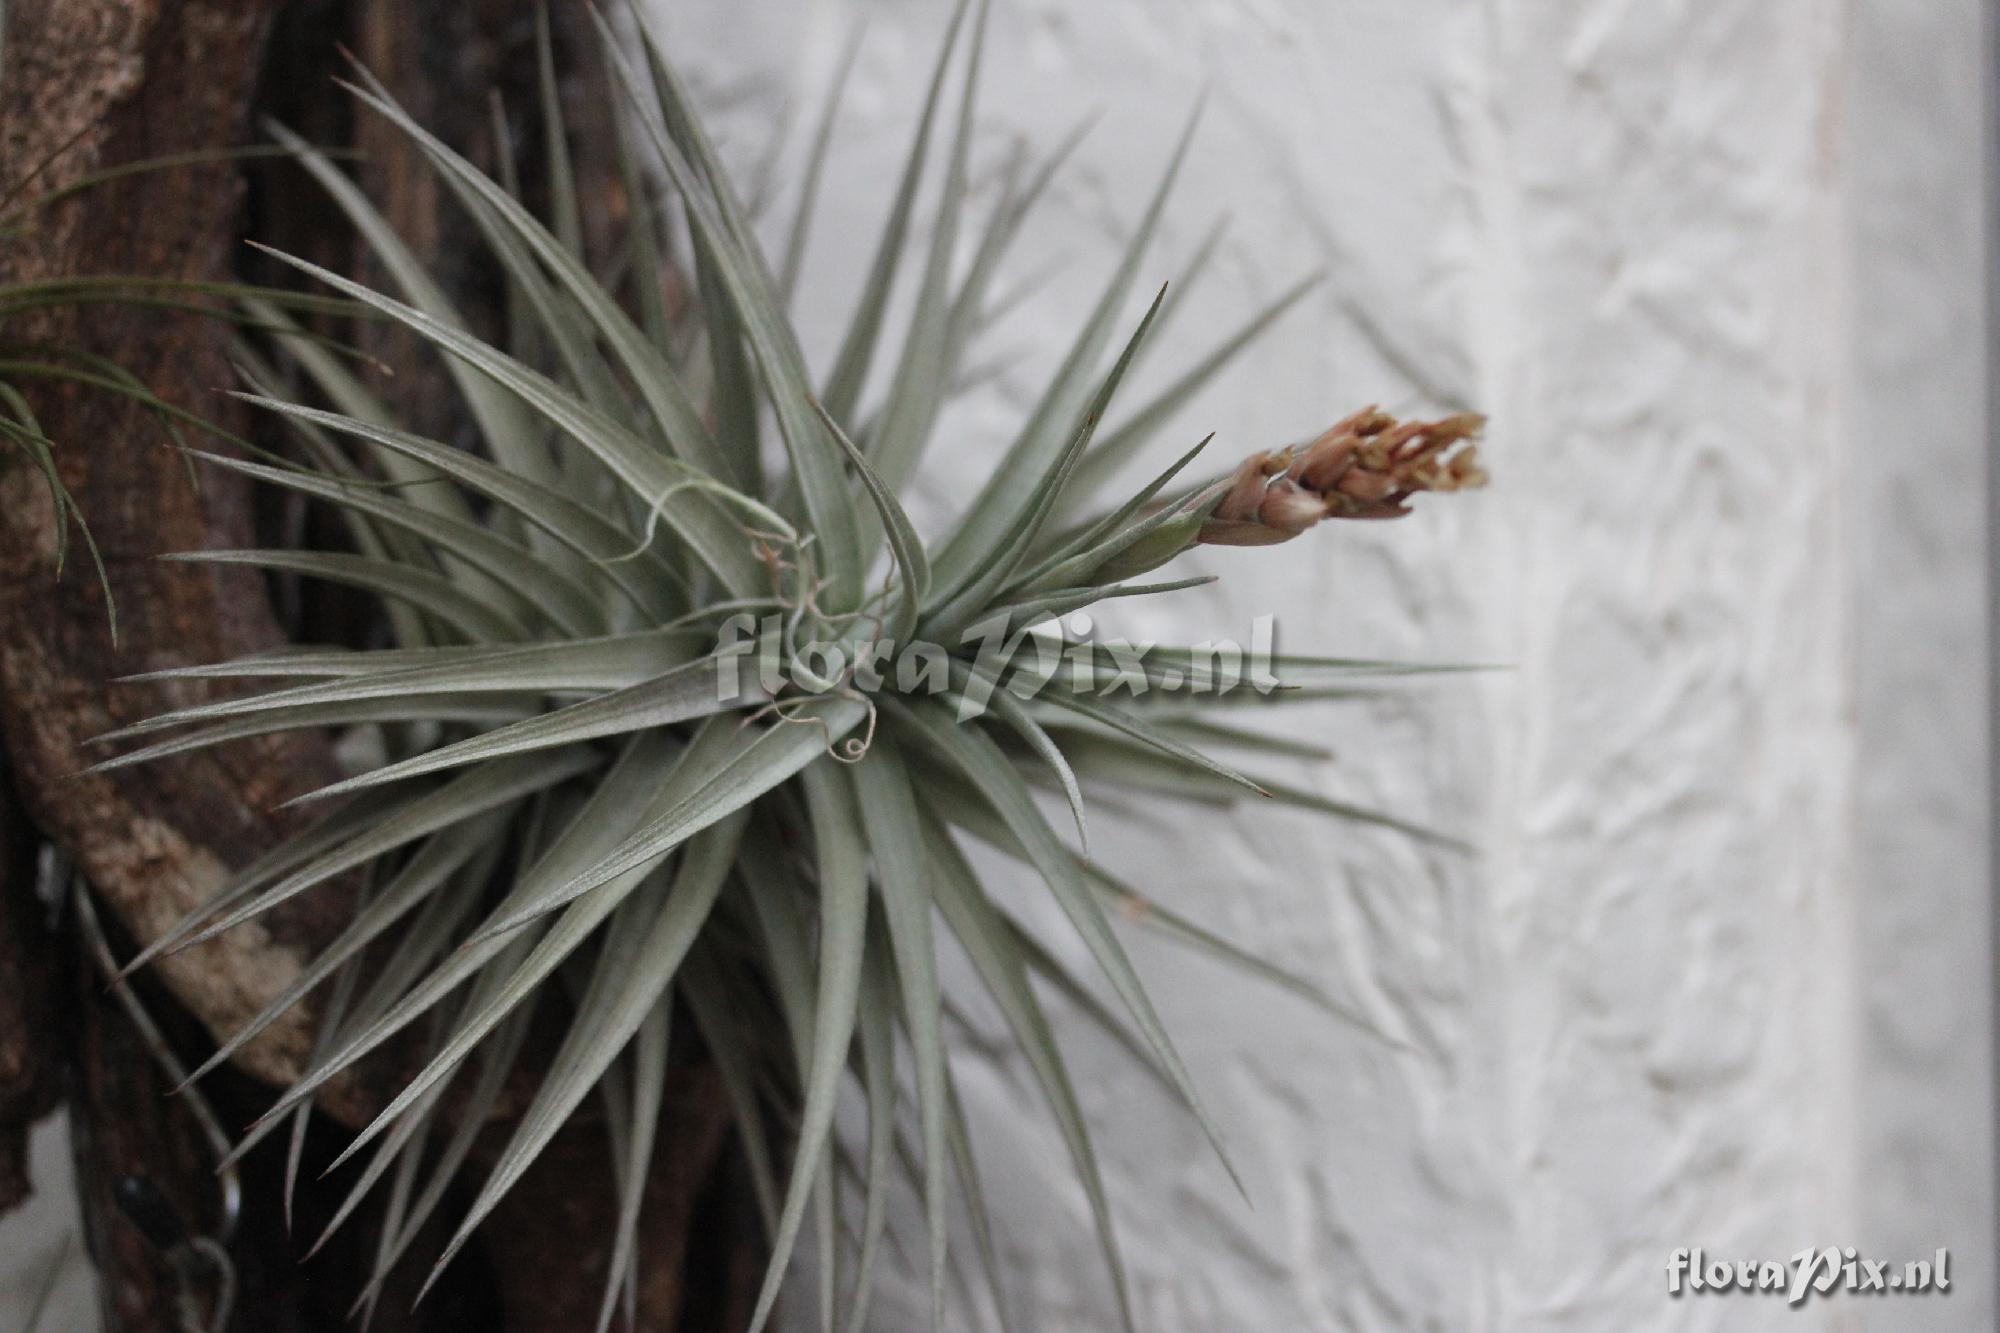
[421,813,743,1299]
[930,104,1200,591]
[936,115,1093,413]
[114,787,407,978]
[745,766,870,1333]
[246,242,769,596]
[940,1067,1014,1332]
[687,213,762,490]
[235,296,477,530]
[1031,642,1449,697]
[1140,714,1335,762]
[842,936,899,1333]
[337,73,740,488]
[816,0,974,426]
[894,699,1243,1201]
[304,861,647,1180]
[108,627,697,739]
[350,1003,532,1321]
[234,394,681,619]
[597,1003,669,1333]
[177,810,505,1089]
[918,806,1133,1333]
[176,449,606,636]
[120,632,705,687]
[262,120,555,488]
[923,284,1170,636]
[1002,908,1172,1095]
[814,398,928,643]
[1064,271,1323,509]
[473,721,741,941]
[779,25,865,306]
[1036,689,1268,799]
[1083,862,1400,1044]
[987,574,1215,640]
[605,8,864,603]
[328,910,544,1260]
[858,0,987,503]
[227,341,447,647]
[290,652,752,804]
[285,955,361,1233]
[680,946,783,1233]
[337,849,498,1048]
[544,697,866,912]
[161,548,527,645]
[946,671,1089,852]
[310,1026,453,1260]
[223,851,522,1172]
[169,748,594,956]
[1017,434,1214,592]
[1046,723,1471,851]
[1072,507,1206,586]
[612,92,675,348]
[86,692,536,777]
[846,747,951,1321]
[739,823,817,1060]
[532,7,583,260]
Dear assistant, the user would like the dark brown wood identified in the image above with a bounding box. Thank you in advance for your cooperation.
[349,0,525,445]
[69,933,311,1333]
[479,1070,734,1333]
[0,0,363,1107]
[0,1,762,1326]
[0,6,382,1323]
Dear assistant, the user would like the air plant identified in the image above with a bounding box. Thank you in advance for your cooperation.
[90,3,1483,1329]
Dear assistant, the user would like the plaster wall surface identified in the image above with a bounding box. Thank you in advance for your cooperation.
[655,1,1995,1329]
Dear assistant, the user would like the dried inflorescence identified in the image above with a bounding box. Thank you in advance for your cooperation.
[1199,407,1488,546]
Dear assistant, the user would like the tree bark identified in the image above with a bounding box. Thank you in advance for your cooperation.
[0,3,759,1327]
[0,0,356,1116]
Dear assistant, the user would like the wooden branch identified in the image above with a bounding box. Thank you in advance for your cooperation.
[0,0,366,1109]
[0,3,761,1324]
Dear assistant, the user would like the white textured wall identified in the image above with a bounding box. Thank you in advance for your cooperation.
[0,1120,93,1329]
[663,1,1993,1330]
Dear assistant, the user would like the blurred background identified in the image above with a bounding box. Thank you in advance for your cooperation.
[1,0,1990,1329]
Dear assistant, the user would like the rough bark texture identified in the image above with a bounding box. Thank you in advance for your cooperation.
[0,1,758,1327]
[0,0,355,1114]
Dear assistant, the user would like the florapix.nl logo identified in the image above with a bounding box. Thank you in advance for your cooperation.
[712,609,1288,721]
[1668,1247,1951,1307]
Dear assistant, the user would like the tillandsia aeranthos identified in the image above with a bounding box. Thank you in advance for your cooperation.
[90,2,1484,1329]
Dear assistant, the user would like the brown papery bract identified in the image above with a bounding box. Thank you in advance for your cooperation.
[1199,407,1488,547]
